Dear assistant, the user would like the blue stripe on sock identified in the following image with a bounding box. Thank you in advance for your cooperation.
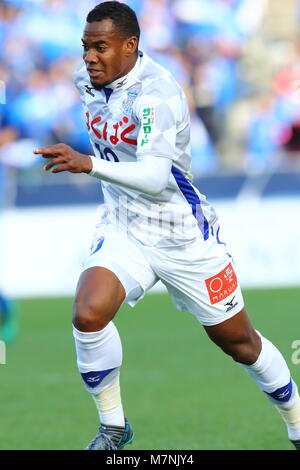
[265,378,293,403]
[81,368,115,389]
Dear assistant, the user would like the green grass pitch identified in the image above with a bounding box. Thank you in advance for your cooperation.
[0,287,299,450]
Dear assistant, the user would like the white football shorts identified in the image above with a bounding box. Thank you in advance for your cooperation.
[82,223,244,327]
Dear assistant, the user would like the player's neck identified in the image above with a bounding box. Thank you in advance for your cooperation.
[106,54,141,90]
[120,55,139,79]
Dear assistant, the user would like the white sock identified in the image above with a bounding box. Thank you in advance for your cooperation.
[92,372,125,427]
[240,331,300,440]
[275,384,300,441]
[73,322,125,427]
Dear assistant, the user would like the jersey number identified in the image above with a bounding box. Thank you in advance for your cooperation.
[94,143,119,162]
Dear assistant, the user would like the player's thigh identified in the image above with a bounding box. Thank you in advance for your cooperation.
[73,227,158,331]
[145,228,261,361]
[73,266,126,331]
[151,224,245,327]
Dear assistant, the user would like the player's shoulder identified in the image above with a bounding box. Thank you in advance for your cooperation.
[73,61,89,95]
[136,52,185,102]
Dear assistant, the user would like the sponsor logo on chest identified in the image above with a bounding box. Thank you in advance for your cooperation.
[85,111,137,146]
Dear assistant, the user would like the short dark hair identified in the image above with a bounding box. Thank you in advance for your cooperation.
[87,1,140,41]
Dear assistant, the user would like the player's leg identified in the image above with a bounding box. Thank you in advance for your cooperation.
[73,229,157,450]
[73,266,125,332]
[73,266,126,424]
[203,306,261,365]
[203,307,300,448]
[73,266,135,450]
[150,228,300,448]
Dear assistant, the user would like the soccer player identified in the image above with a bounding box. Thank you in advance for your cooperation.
[34,1,300,450]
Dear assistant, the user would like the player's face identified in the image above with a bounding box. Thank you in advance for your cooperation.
[82,19,138,89]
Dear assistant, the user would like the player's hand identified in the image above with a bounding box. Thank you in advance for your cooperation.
[33,144,93,174]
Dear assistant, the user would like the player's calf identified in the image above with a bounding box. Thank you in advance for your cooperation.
[72,267,128,440]
[241,332,300,447]
[205,308,300,447]
[73,322,126,431]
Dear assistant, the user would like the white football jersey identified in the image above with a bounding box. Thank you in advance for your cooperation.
[73,51,217,247]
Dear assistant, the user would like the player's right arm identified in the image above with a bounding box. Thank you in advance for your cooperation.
[88,154,172,196]
[33,144,172,197]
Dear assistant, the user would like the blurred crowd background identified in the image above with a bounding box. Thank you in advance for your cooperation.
[1,0,300,208]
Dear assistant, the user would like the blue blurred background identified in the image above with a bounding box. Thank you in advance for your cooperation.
[1,0,300,297]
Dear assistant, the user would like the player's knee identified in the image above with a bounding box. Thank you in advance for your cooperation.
[228,343,259,365]
[72,297,112,332]
[221,332,261,365]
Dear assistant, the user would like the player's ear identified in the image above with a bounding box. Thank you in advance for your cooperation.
[124,36,138,56]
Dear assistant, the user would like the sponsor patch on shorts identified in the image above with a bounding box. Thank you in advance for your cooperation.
[205,263,238,305]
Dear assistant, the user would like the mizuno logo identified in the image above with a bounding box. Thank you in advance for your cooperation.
[225,296,238,312]
[84,85,95,97]
[90,237,104,256]
[277,389,290,400]
[225,296,236,307]
[86,376,101,383]
[116,78,127,88]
